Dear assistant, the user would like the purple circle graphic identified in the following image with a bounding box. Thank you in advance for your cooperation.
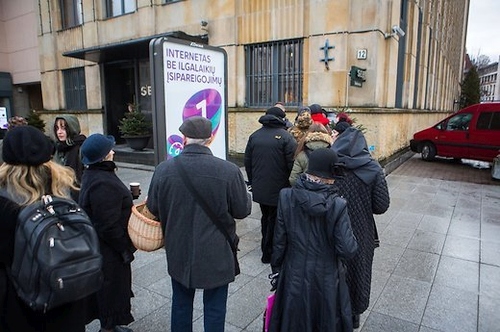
[182,89,222,136]
[167,134,184,159]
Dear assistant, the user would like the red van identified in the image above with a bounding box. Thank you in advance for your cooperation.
[410,102,500,162]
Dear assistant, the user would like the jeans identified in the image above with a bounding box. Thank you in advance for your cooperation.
[259,204,277,262]
[171,278,228,332]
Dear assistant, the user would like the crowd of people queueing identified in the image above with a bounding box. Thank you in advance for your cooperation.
[0,103,389,332]
[244,103,390,331]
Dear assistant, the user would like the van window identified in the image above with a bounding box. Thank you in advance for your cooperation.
[477,112,500,130]
[446,113,472,131]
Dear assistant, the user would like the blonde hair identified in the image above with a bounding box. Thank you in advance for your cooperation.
[0,160,78,205]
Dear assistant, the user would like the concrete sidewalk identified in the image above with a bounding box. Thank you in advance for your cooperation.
[86,158,500,332]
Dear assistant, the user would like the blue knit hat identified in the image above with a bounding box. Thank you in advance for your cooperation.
[81,134,115,165]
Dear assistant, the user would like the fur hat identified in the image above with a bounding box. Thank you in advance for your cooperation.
[81,134,115,165]
[306,148,342,179]
[295,111,313,129]
[179,116,212,139]
[265,106,286,119]
[2,126,54,166]
[7,116,28,130]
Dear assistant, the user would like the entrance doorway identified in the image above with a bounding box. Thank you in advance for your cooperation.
[104,62,135,143]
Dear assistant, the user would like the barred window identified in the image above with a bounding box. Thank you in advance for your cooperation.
[245,39,303,107]
[60,0,83,29]
[63,68,87,110]
[105,0,136,17]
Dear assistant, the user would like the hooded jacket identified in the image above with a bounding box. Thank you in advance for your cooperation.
[244,114,297,206]
[269,175,358,332]
[289,131,333,186]
[331,127,390,314]
[53,115,86,184]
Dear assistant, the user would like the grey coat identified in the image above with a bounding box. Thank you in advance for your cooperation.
[146,144,251,289]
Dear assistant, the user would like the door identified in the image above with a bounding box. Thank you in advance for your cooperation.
[468,106,500,161]
[104,62,135,143]
[435,112,473,158]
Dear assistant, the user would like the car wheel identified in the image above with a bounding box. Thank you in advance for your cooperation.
[421,142,436,161]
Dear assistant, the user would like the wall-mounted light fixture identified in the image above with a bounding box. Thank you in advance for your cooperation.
[385,25,405,39]
[200,20,208,32]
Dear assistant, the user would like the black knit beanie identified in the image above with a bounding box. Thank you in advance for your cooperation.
[266,107,286,119]
[306,148,342,179]
[2,126,54,166]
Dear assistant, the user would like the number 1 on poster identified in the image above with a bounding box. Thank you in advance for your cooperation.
[196,99,207,118]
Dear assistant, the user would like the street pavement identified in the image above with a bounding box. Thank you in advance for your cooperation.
[86,154,500,332]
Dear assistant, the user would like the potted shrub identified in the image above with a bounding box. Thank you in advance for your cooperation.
[118,103,152,151]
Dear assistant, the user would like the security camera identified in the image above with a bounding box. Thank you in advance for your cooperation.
[392,25,405,37]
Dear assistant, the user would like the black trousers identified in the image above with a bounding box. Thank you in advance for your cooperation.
[259,204,277,263]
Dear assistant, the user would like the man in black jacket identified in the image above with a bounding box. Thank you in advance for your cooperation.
[244,107,297,263]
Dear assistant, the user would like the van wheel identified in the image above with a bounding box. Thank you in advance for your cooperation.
[421,143,436,161]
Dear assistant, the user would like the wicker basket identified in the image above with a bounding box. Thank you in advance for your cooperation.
[128,202,163,252]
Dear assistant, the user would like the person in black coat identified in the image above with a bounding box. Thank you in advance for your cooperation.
[0,125,89,332]
[244,107,297,263]
[269,148,358,332]
[79,134,135,332]
[331,127,390,328]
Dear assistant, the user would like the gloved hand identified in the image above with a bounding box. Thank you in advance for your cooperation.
[121,250,135,265]
[269,272,279,291]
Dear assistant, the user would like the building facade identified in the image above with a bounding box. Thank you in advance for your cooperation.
[14,0,470,162]
[0,0,43,126]
[478,58,500,102]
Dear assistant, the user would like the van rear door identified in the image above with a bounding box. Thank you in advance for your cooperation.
[467,104,500,161]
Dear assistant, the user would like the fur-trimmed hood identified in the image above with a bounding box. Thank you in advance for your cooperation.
[304,131,333,146]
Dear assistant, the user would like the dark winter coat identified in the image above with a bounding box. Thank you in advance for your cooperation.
[53,115,86,184]
[0,195,89,332]
[146,144,251,289]
[78,161,134,329]
[269,175,358,332]
[244,114,297,206]
[331,127,390,315]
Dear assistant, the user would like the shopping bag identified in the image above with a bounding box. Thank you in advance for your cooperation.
[262,293,275,332]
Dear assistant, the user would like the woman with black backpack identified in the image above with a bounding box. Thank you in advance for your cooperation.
[0,125,91,332]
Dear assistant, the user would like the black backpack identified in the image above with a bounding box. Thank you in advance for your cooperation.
[9,195,103,312]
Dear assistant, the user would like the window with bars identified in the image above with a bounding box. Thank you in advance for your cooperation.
[60,0,83,28]
[105,0,136,17]
[245,39,303,107]
[63,68,87,110]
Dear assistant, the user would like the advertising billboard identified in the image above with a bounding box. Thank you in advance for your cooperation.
[150,37,227,164]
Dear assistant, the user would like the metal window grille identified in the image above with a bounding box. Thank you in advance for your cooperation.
[60,0,83,29]
[63,68,87,110]
[245,39,303,107]
[106,0,136,17]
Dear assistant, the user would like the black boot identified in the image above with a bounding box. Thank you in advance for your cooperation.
[352,314,360,329]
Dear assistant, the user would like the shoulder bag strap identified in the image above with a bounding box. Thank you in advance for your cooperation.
[174,157,237,254]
